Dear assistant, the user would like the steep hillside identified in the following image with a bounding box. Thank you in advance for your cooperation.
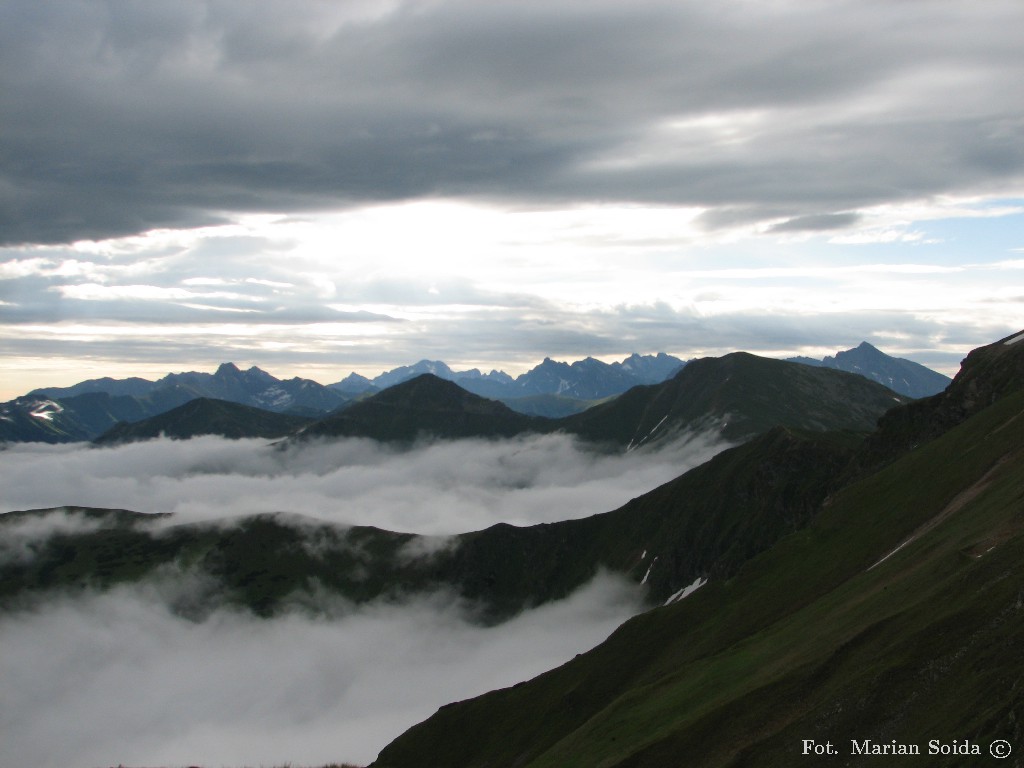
[428,426,859,619]
[853,328,1024,473]
[560,352,909,448]
[94,398,315,444]
[371,335,1024,768]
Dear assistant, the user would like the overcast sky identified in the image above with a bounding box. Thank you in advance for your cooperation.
[2,0,1023,397]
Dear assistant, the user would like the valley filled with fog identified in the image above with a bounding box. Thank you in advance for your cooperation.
[0,432,727,534]
[0,431,726,767]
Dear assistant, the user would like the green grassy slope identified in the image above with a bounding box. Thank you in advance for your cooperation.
[372,376,1024,768]
[434,427,861,619]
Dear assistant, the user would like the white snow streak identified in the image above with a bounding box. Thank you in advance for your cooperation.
[640,556,659,585]
[664,576,707,605]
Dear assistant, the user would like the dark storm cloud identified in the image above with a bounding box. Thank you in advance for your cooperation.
[2,0,1022,245]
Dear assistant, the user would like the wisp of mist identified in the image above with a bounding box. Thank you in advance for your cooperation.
[0,431,727,766]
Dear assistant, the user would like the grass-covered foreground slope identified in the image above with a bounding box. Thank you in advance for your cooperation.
[371,334,1024,768]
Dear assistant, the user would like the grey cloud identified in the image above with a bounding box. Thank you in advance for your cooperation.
[410,300,979,370]
[2,0,1023,244]
[0,289,996,381]
[768,213,862,233]
[0,241,533,331]
[1,295,398,326]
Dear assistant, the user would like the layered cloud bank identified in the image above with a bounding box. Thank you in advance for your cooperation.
[2,0,1022,394]
[3,1,1022,244]
[0,431,727,533]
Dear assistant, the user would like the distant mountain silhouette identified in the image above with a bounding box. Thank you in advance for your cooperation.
[2,343,945,444]
[94,398,315,444]
[788,341,950,398]
[299,374,545,442]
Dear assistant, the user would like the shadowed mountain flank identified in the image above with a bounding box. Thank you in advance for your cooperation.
[371,331,1024,768]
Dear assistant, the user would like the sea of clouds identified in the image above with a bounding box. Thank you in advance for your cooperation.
[0,431,727,767]
[0,431,727,533]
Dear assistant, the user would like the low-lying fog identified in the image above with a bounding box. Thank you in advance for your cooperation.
[0,431,727,767]
[1,573,640,768]
[0,431,726,534]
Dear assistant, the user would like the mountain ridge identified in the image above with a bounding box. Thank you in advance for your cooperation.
[3,344,944,444]
[296,374,546,443]
[559,351,910,447]
[2,351,917,618]
[94,398,316,444]
[787,340,951,399]
[295,353,910,449]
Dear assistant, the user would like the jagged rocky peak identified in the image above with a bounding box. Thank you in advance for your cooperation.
[215,362,241,376]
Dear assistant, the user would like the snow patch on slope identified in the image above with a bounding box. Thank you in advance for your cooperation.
[640,556,659,585]
[30,401,64,421]
[664,576,707,605]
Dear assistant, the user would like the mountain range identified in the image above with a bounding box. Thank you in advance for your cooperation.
[96,350,908,449]
[1,353,911,631]
[0,330,1020,766]
[0,343,947,444]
